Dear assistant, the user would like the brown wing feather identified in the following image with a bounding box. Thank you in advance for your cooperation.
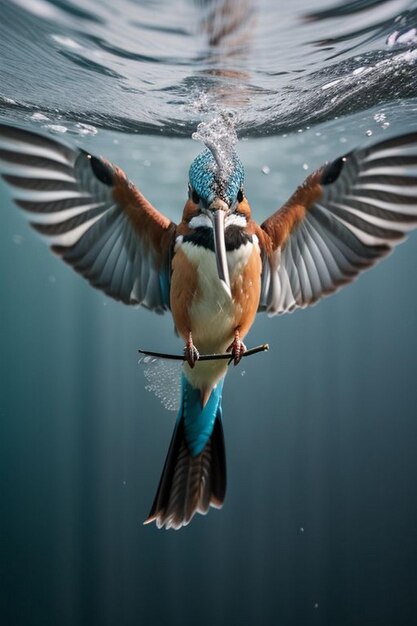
[112,164,174,254]
[260,170,323,251]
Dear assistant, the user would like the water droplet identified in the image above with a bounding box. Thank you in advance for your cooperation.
[302,163,309,171]
[140,356,181,412]
[365,130,373,137]
[373,112,386,123]
[314,603,319,609]
[75,122,97,136]
[192,112,238,181]
[300,527,305,533]
[31,112,49,122]
[261,165,270,175]
[122,480,127,486]
[44,124,68,134]
[241,371,246,377]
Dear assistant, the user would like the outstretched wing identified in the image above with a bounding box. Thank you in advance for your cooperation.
[259,132,417,315]
[0,124,176,312]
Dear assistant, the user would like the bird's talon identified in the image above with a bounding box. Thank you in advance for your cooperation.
[227,335,247,366]
[184,342,199,368]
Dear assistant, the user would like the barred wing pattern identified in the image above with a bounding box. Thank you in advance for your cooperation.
[0,124,175,311]
[260,133,417,315]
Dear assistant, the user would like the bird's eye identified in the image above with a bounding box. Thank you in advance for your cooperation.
[237,188,244,203]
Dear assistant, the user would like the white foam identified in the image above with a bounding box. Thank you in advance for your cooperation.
[192,112,238,181]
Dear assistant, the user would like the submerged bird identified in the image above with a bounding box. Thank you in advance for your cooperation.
[1,123,417,529]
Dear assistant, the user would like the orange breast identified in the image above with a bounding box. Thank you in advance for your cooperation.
[230,244,262,339]
[170,247,198,341]
[171,236,262,349]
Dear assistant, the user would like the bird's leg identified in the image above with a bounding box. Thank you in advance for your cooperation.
[227,329,247,366]
[183,332,200,368]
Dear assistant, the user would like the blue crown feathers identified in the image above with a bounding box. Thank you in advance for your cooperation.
[189,149,244,206]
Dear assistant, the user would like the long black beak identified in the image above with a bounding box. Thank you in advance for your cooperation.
[208,200,231,298]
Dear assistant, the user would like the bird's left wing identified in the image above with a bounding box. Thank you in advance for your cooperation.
[259,132,417,315]
[0,124,176,311]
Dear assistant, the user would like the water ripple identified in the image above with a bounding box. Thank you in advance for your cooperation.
[1,0,416,137]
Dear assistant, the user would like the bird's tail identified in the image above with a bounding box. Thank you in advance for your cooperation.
[144,375,226,530]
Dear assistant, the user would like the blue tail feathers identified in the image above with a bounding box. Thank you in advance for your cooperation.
[144,375,226,529]
[181,374,224,456]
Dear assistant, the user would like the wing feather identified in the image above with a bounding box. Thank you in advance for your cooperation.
[0,124,175,311]
[260,132,417,315]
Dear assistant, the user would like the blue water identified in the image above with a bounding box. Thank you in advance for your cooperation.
[1,1,417,625]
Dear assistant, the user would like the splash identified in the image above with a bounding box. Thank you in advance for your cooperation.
[139,356,181,412]
[192,112,238,181]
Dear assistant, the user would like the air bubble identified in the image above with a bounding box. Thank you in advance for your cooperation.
[44,124,68,134]
[139,356,181,412]
[373,112,386,123]
[75,123,97,136]
[192,112,238,181]
[31,112,49,122]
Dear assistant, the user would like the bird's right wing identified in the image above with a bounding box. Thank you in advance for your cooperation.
[259,132,417,315]
[0,124,176,312]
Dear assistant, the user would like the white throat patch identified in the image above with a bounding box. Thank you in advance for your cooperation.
[188,212,247,230]
[188,213,212,229]
[225,213,247,228]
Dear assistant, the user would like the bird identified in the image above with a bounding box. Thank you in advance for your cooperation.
[1,122,417,529]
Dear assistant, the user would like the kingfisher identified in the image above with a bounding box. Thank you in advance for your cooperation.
[1,122,417,529]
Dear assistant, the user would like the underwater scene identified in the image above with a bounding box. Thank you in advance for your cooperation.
[1,0,417,625]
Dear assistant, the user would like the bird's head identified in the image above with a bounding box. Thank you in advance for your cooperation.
[186,148,249,296]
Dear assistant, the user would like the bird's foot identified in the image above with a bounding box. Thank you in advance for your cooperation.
[184,334,200,368]
[227,331,247,366]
